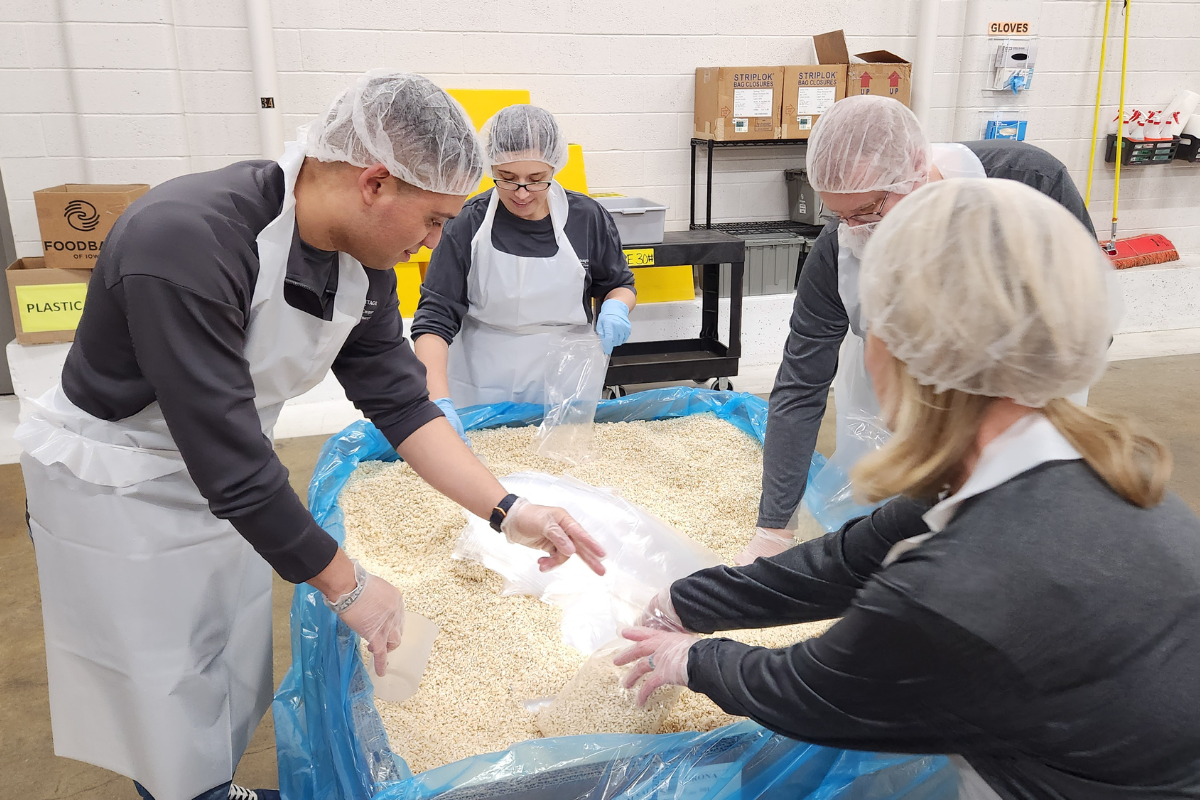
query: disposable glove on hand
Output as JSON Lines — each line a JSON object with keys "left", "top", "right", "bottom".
{"left": 433, "top": 397, "right": 470, "bottom": 447}
{"left": 501, "top": 497, "right": 607, "bottom": 575}
{"left": 595, "top": 299, "right": 632, "bottom": 355}
{"left": 733, "top": 527, "right": 795, "bottom": 566}
{"left": 614, "top": 626, "right": 698, "bottom": 707}
{"left": 331, "top": 560, "right": 406, "bottom": 677}
{"left": 636, "top": 586, "right": 687, "bottom": 632}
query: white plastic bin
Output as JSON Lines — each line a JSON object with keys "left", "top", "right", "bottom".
{"left": 595, "top": 197, "right": 669, "bottom": 245}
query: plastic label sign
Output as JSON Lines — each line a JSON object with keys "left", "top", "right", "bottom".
{"left": 989, "top": 21, "right": 1031, "bottom": 35}
{"left": 624, "top": 248, "right": 655, "bottom": 266}
{"left": 15, "top": 282, "right": 87, "bottom": 332}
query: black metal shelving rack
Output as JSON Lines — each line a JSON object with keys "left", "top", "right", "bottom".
{"left": 689, "top": 137, "right": 822, "bottom": 236}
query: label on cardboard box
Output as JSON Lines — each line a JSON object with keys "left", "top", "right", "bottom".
{"left": 15, "top": 282, "right": 87, "bottom": 332}
{"left": 733, "top": 88, "right": 774, "bottom": 118}
{"left": 796, "top": 86, "right": 837, "bottom": 115}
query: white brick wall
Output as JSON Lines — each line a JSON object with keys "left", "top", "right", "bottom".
{"left": 1, "top": 0, "right": 1198, "bottom": 261}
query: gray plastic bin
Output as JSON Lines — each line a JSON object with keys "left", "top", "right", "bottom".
{"left": 716, "top": 232, "right": 807, "bottom": 298}
{"left": 595, "top": 196, "right": 669, "bottom": 245}
{"left": 784, "top": 168, "right": 824, "bottom": 225}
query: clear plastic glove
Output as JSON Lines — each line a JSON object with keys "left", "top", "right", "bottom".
{"left": 595, "top": 299, "right": 632, "bottom": 355}
{"left": 332, "top": 561, "right": 406, "bottom": 677}
{"left": 733, "top": 527, "right": 795, "bottom": 566}
{"left": 433, "top": 397, "right": 470, "bottom": 447}
{"left": 636, "top": 586, "right": 687, "bottom": 632}
{"left": 614, "top": 626, "right": 698, "bottom": 707}
{"left": 501, "top": 497, "right": 607, "bottom": 575}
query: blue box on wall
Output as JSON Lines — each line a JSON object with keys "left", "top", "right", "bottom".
{"left": 985, "top": 119, "right": 1028, "bottom": 140}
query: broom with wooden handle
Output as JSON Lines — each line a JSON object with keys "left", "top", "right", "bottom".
{"left": 1094, "top": 0, "right": 1180, "bottom": 269}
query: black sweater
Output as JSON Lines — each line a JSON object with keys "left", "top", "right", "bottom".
{"left": 677, "top": 464, "right": 1200, "bottom": 799}
{"left": 62, "top": 160, "right": 441, "bottom": 583}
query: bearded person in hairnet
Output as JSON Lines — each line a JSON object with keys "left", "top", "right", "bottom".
{"left": 17, "top": 71, "right": 605, "bottom": 800}
{"left": 738, "top": 94, "right": 1102, "bottom": 565}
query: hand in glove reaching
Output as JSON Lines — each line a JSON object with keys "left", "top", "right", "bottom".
{"left": 501, "top": 497, "right": 607, "bottom": 575}
{"left": 733, "top": 527, "right": 795, "bottom": 566}
{"left": 327, "top": 560, "right": 406, "bottom": 677}
{"left": 613, "top": 626, "right": 698, "bottom": 707}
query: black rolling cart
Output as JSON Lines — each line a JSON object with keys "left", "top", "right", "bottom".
{"left": 603, "top": 230, "right": 745, "bottom": 395}
{"left": 603, "top": 138, "right": 826, "bottom": 395}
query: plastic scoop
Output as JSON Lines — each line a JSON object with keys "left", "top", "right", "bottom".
{"left": 369, "top": 612, "right": 440, "bottom": 703}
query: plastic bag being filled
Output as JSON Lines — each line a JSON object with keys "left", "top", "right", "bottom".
{"left": 453, "top": 472, "right": 721, "bottom": 654}
{"left": 535, "top": 330, "right": 609, "bottom": 465}
{"left": 535, "top": 638, "right": 683, "bottom": 737}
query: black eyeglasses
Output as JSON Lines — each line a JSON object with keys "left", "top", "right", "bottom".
{"left": 820, "top": 191, "right": 891, "bottom": 225}
{"left": 494, "top": 179, "right": 552, "bottom": 193}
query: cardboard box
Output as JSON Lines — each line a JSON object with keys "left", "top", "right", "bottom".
{"left": 814, "top": 30, "right": 912, "bottom": 107}
{"left": 781, "top": 65, "right": 848, "bottom": 139}
{"left": 34, "top": 183, "right": 149, "bottom": 270}
{"left": 6, "top": 257, "right": 91, "bottom": 345}
{"left": 694, "top": 67, "right": 783, "bottom": 141}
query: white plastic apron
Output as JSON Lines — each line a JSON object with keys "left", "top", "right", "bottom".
{"left": 16, "top": 140, "right": 370, "bottom": 800}
{"left": 446, "top": 181, "right": 589, "bottom": 407}
{"left": 801, "top": 145, "right": 987, "bottom": 532}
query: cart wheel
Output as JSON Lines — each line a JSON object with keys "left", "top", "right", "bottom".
{"left": 602, "top": 385, "right": 628, "bottom": 400}
{"left": 710, "top": 377, "right": 734, "bottom": 392}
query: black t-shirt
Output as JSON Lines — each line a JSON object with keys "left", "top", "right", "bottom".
{"left": 61, "top": 159, "right": 441, "bottom": 583}
{"left": 410, "top": 188, "right": 635, "bottom": 344}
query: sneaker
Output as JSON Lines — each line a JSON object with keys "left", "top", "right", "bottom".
{"left": 228, "top": 786, "right": 281, "bottom": 800}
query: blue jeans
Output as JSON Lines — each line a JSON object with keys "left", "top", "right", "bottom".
{"left": 134, "top": 781, "right": 231, "bottom": 800}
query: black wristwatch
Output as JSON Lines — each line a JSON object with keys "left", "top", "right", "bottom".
{"left": 489, "top": 493, "right": 520, "bottom": 533}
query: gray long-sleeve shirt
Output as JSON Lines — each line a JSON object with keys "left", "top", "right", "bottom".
{"left": 758, "top": 140, "right": 1098, "bottom": 528}
{"left": 61, "top": 159, "right": 441, "bottom": 583}
{"left": 677, "top": 464, "right": 1200, "bottom": 799}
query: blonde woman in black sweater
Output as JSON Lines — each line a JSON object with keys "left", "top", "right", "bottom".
{"left": 616, "top": 179, "right": 1198, "bottom": 800}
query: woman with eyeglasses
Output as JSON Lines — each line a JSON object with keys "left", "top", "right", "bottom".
{"left": 412, "top": 105, "right": 635, "bottom": 435}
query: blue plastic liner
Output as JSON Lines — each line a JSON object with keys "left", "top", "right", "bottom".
{"left": 273, "top": 387, "right": 954, "bottom": 800}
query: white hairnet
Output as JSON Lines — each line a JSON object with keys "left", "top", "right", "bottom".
{"left": 806, "top": 95, "right": 931, "bottom": 195}
{"left": 481, "top": 105, "right": 569, "bottom": 172}
{"left": 304, "top": 70, "right": 484, "bottom": 196}
{"left": 859, "top": 178, "right": 1114, "bottom": 407}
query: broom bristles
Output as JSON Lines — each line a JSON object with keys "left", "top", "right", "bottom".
{"left": 1102, "top": 234, "right": 1181, "bottom": 270}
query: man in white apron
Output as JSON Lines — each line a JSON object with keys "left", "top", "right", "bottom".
{"left": 18, "top": 71, "right": 605, "bottom": 800}
{"left": 411, "top": 105, "right": 635, "bottom": 432}
{"left": 742, "top": 94, "right": 1103, "bottom": 565}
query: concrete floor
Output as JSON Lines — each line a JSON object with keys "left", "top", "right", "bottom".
{"left": 3, "top": 354, "right": 1199, "bottom": 799}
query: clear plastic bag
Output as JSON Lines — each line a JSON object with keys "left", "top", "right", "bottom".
{"left": 452, "top": 471, "right": 721, "bottom": 654}
{"left": 535, "top": 638, "right": 683, "bottom": 738}
{"left": 805, "top": 335, "right": 891, "bottom": 532}
{"left": 535, "top": 329, "right": 609, "bottom": 465}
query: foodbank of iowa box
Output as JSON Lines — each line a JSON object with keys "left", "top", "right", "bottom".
{"left": 34, "top": 183, "right": 148, "bottom": 270}
{"left": 694, "top": 67, "right": 783, "bottom": 141}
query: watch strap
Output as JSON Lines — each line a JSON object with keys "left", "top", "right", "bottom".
{"left": 490, "top": 493, "right": 520, "bottom": 533}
